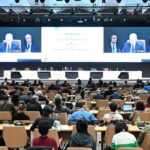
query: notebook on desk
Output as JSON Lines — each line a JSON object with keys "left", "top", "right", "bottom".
{"left": 122, "top": 104, "right": 133, "bottom": 112}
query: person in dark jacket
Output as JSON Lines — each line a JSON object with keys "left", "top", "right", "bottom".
{"left": 30, "top": 105, "right": 54, "bottom": 131}
{"left": 26, "top": 95, "right": 43, "bottom": 115}
{"left": 68, "top": 119, "right": 96, "bottom": 150}
{"left": 12, "top": 100, "right": 30, "bottom": 122}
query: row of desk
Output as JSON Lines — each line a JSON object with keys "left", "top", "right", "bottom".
{"left": 0, "top": 124, "right": 141, "bottom": 132}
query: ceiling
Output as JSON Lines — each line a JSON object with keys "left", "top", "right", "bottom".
{"left": 0, "top": 0, "right": 150, "bottom": 26}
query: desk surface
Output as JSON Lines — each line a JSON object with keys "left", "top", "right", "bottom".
{"left": 90, "top": 110, "right": 132, "bottom": 115}
{"left": 0, "top": 124, "right": 140, "bottom": 132}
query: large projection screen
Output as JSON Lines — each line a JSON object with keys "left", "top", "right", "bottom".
{"left": 0, "top": 27, "right": 149, "bottom": 62}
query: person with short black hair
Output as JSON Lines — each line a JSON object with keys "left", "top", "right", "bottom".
{"left": 111, "top": 120, "right": 139, "bottom": 150}
{"left": 103, "top": 102, "right": 123, "bottom": 123}
{"left": 68, "top": 101, "right": 97, "bottom": 124}
{"left": 129, "top": 101, "right": 145, "bottom": 121}
{"left": 32, "top": 120, "right": 58, "bottom": 150}
{"left": 30, "top": 105, "right": 54, "bottom": 131}
{"left": 68, "top": 119, "right": 96, "bottom": 150}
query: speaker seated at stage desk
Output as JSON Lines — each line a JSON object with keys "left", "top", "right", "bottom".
{"left": 0, "top": 33, "right": 21, "bottom": 52}
{"left": 122, "top": 33, "right": 145, "bottom": 53}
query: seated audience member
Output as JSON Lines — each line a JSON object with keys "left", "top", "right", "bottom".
{"left": 138, "top": 123, "right": 150, "bottom": 145}
{"left": 104, "top": 86, "right": 114, "bottom": 99}
{"left": 144, "top": 82, "right": 150, "bottom": 91}
{"left": 122, "top": 33, "right": 145, "bottom": 53}
{"left": 1, "top": 78, "right": 10, "bottom": 86}
{"left": 12, "top": 100, "right": 30, "bottom": 122}
{"left": 0, "top": 95, "right": 17, "bottom": 116}
{"left": 75, "top": 85, "right": 85, "bottom": 99}
{"left": 30, "top": 105, "right": 54, "bottom": 131}
{"left": 130, "top": 90, "right": 139, "bottom": 101}
{"left": 68, "top": 119, "right": 96, "bottom": 150}
{"left": 19, "top": 91, "right": 33, "bottom": 104}
{"left": 86, "top": 78, "right": 95, "bottom": 88}
{"left": 133, "top": 79, "right": 144, "bottom": 90}
{"left": 103, "top": 102, "right": 123, "bottom": 124}
{"left": 111, "top": 120, "right": 139, "bottom": 150}
{"left": 136, "top": 85, "right": 147, "bottom": 94}
{"left": 54, "top": 94, "right": 73, "bottom": 114}
{"left": 75, "top": 79, "right": 82, "bottom": 86}
{"left": 68, "top": 101, "right": 97, "bottom": 124}
{"left": 26, "top": 95, "right": 43, "bottom": 115}
{"left": 32, "top": 120, "right": 58, "bottom": 150}
{"left": 29, "top": 86, "right": 35, "bottom": 95}
{"left": 47, "top": 83, "right": 58, "bottom": 91}
{"left": 109, "top": 91, "right": 124, "bottom": 101}
{"left": 96, "top": 80, "right": 103, "bottom": 88}
{"left": 32, "top": 80, "right": 38, "bottom": 86}
{"left": 36, "top": 90, "right": 49, "bottom": 105}
{"left": 93, "top": 89, "right": 104, "bottom": 100}
{"left": 129, "top": 101, "right": 145, "bottom": 121}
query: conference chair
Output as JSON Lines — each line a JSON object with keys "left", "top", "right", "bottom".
{"left": 139, "top": 94, "right": 148, "bottom": 101}
{"left": 0, "top": 146, "right": 8, "bottom": 150}
{"left": 72, "top": 125, "right": 96, "bottom": 141}
{"left": 133, "top": 112, "right": 150, "bottom": 122}
{"left": 86, "top": 101, "right": 92, "bottom": 109}
{"left": 3, "top": 126, "right": 28, "bottom": 148}
{"left": 0, "top": 111, "right": 12, "bottom": 124}
{"left": 67, "top": 147, "right": 92, "bottom": 150}
{"left": 118, "top": 148, "right": 143, "bottom": 150}
{"left": 25, "top": 111, "right": 41, "bottom": 121}
{"left": 62, "top": 93, "right": 69, "bottom": 101}
{"left": 111, "top": 99, "right": 125, "bottom": 108}
{"left": 97, "top": 109, "right": 111, "bottom": 120}
{"left": 47, "top": 93, "right": 56, "bottom": 101}
{"left": 96, "top": 100, "right": 109, "bottom": 109}
{"left": 141, "top": 133, "right": 150, "bottom": 150}
{"left": 104, "top": 126, "right": 115, "bottom": 148}
{"left": 53, "top": 112, "right": 68, "bottom": 125}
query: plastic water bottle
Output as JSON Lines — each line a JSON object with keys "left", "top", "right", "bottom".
{"left": 137, "top": 116, "right": 141, "bottom": 127}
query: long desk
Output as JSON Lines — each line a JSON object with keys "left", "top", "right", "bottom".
{"left": 0, "top": 124, "right": 140, "bottom": 132}
{"left": 4, "top": 70, "right": 142, "bottom": 80}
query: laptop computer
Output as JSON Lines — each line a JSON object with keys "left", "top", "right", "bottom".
{"left": 122, "top": 104, "right": 133, "bottom": 112}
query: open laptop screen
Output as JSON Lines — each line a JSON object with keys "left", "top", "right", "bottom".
{"left": 122, "top": 104, "right": 133, "bottom": 111}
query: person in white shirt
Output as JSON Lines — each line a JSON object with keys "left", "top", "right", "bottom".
{"left": 103, "top": 102, "right": 123, "bottom": 124}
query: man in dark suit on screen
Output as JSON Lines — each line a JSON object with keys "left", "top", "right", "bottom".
{"left": 22, "top": 34, "right": 40, "bottom": 53}
{"left": 122, "top": 33, "right": 145, "bottom": 53}
{"left": 0, "top": 33, "right": 20, "bottom": 52}
{"left": 104, "top": 34, "right": 121, "bottom": 53}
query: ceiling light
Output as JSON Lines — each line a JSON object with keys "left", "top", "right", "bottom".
{"left": 90, "top": 0, "right": 95, "bottom": 3}
{"left": 40, "top": 0, "right": 45, "bottom": 3}
{"left": 15, "top": 0, "right": 20, "bottom": 3}
{"left": 116, "top": 0, "right": 121, "bottom": 3}
{"left": 143, "top": 0, "right": 148, "bottom": 2}
{"left": 65, "top": 0, "right": 70, "bottom": 3}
